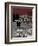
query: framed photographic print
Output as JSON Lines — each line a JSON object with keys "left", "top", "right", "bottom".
{"left": 5, "top": 2, "right": 37, "bottom": 44}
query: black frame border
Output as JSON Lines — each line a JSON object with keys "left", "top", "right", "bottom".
{"left": 5, "top": 2, "right": 37, "bottom": 44}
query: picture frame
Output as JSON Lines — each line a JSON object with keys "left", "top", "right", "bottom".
{"left": 5, "top": 2, "right": 37, "bottom": 44}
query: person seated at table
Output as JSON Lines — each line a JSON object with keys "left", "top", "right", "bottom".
{"left": 13, "top": 14, "right": 19, "bottom": 22}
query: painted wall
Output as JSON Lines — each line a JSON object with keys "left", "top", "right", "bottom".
{"left": 11, "top": 6, "right": 32, "bottom": 15}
